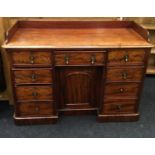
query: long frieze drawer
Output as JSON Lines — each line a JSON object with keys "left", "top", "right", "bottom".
{"left": 18, "top": 102, "right": 55, "bottom": 117}
{"left": 107, "top": 49, "right": 145, "bottom": 65}
{"left": 106, "top": 67, "right": 144, "bottom": 82}
{"left": 104, "top": 83, "right": 140, "bottom": 98}
{"left": 13, "top": 69, "right": 53, "bottom": 84}
{"left": 11, "top": 51, "right": 53, "bottom": 66}
{"left": 55, "top": 51, "right": 105, "bottom": 65}
{"left": 15, "top": 86, "right": 53, "bottom": 101}
{"left": 102, "top": 99, "right": 137, "bottom": 114}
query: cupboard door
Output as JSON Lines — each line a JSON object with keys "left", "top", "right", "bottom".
{"left": 57, "top": 67, "right": 101, "bottom": 109}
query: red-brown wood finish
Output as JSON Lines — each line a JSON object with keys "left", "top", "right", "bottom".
{"left": 13, "top": 69, "right": 53, "bottom": 84}
{"left": 2, "top": 20, "right": 153, "bottom": 125}
{"left": 104, "top": 83, "right": 140, "bottom": 98}
{"left": 11, "top": 50, "right": 53, "bottom": 67}
{"left": 56, "top": 67, "right": 102, "bottom": 110}
{"left": 55, "top": 52, "right": 105, "bottom": 66}
{"left": 18, "top": 101, "right": 55, "bottom": 117}
{"left": 107, "top": 49, "right": 146, "bottom": 65}
{"left": 15, "top": 86, "right": 53, "bottom": 101}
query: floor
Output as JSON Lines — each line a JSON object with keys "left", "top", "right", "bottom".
{"left": 0, "top": 76, "right": 155, "bottom": 138}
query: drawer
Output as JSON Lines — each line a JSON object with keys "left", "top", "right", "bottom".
{"left": 106, "top": 67, "right": 144, "bottom": 82}
{"left": 104, "top": 83, "right": 140, "bottom": 98}
{"left": 15, "top": 86, "right": 53, "bottom": 101}
{"left": 18, "top": 102, "right": 54, "bottom": 116}
{"left": 108, "top": 49, "right": 145, "bottom": 65}
{"left": 103, "top": 99, "right": 137, "bottom": 114}
{"left": 11, "top": 50, "right": 52, "bottom": 66}
{"left": 13, "top": 69, "right": 52, "bottom": 84}
{"left": 55, "top": 51, "right": 105, "bottom": 65}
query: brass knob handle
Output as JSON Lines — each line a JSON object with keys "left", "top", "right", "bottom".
{"left": 91, "top": 55, "right": 96, "bottom": 65}
{"left": 119, "top": 88, "right": 124, "bottom": 93}
{"left": 122, "top": 72, "right": 128, "bottom": 79}
{"left": 35, "top": 106, "right": 40, "bottom": 112}
{"left": 29, "top": 55, "right": 35, "bottom": 64}
{"left": 64, "top": 55, "right": 69, "bottom": 65}
{"left": 119, "top": 88, "right": 127, "bottom": 93}
{"left": 116, "top": 104, "right": 122, "bottom": 111}
{"left": 31, "top": 73, "right": 37, "bottom": 82}
{"left": 123, "top": 54, "right": 129, "bottom": 62}
{"left": 32, "top": 92, "right": 38, "bottom": 97}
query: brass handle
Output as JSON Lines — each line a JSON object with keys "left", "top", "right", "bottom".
{"left": 91, "top": 55, "right": 96, "bottom": 65}
{"left": 119, "top": 88, "right": 124, "bottom": 93}
{"left": 32, "top": 92, "right": 38, "bottom": 97}
{"left": 29, "top": 55, "right": 35, "bottom": 64}
{"left": 123, "top": 54, "right": 129, "bottom": 62}
{"left": 31, "top": 73, "right": 37, "bottom": 82}
{"left": 116, "top": 104, "right": 122, "bottom": 111}
{"left": 35, "top": 106, "right": 40, "bottom": 112}
{"left": 119, "top": 88, "right": 127, "bottom": 93}
{"left": 64, "top": 55, "right": 69, "bottom": 65}
{"left": 122, "top": 72, "right": 128, "bottom": 79}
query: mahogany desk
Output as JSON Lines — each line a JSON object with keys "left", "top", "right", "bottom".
{"left": 2, "top": 20, "right": 153, "bottom": 125}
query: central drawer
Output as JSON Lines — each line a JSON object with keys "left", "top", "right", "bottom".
{"left": 13, "top": 69, "right": 53, "bottom": 84}
{"left": 55, "top": 51, "right": 105, "bottom": 66}
{"left": 15, "top": 86, "right": 53, "bottom": 101}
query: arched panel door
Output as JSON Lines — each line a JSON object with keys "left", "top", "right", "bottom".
{"left": 58, "top": 67, "right": 102, "bottom": 110}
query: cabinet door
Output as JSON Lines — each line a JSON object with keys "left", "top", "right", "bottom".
{"left": 57, "top": 67, "right": 101, "bottom": 109}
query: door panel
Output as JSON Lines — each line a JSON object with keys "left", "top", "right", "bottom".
{"left": 57, "top": 67, "right": 102, "bottom": 110}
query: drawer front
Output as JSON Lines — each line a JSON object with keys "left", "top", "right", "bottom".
{"left": 104, "top": 83, "right": 140, "bottom": 98}
{"left": 13, "top": 69, "right": 52, "bottom": 84}
{"left": 18, "top": 102, "right": 54, "bottom": 116}
{"left": 106, "top": 67, "right": 144, "bottom": 82}
{"left": 12, "top": 51, "right": 52, "bottom": 66}
{"left": 108, "top": 49, "right": 145, "bottom": 65}
{"left": 15, "top": 86, "right": 53, "bottom": 101}
{"left": 55, "top": 52, "right": 105, "bottom": 65}
{"left": 103, "top": 99, "right": 137, "bottom": 114}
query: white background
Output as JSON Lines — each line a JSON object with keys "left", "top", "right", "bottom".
{"left": 0, "top": 0, "right": 155, "bottom": 154}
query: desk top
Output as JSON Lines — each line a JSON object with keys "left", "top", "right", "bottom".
{"left": 2, "top": 20, "right": 153, "bottom": 49}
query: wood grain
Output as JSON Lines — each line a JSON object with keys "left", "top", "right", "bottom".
{"left": 104, "top": 83, "right": 140, "bottom": 98}
{"left": 106, "top": 67, "right": 144, "bottom": 82}
{"left": 2, "top": 21, "right": 152, "bottom": 48}
{"left": 55, "top": 51, "right": 105, "bottom": 66}
{"left": 11, "top": 50, "right": 52, "bottom": 67}
{"left": 56, "top": 67, "right": 102, "bottom": 110}
{"left": 15, "top": 86, "right": 53, "bottom": 101}
{"left": 102, "top": 98, "right": 137, "bottom": 114}
{"left": 108, "top": 49, "right": 146, "bottom": 65}
{"left": 13, "top": 69, "right": 53, "bottom": 84}
{"left": 18, "top": 101, "right": 54, "bottom": 117}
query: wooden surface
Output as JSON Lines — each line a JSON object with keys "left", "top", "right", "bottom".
{"left": 124, "top": 17, "right": 155, "bottom": 74}
{"left": 15, "top": 86, "right": 53, "bottom": 101}
{"left": 104, "top": 83, "right": 140, "bottom": 98}
{"left": 0, "top": 18, "right": 154, "bottom": 105}
{"left": 3, "top": 27, "right": 151, "bottom": 48}
{"left": 55, "top": 51, "right": 105, "bottom": 66}
{"left": 13, "top": 69, "right": 53, "bottom": 84}
{"left": 0, "top": 19, "right": 153, "bottom": 124}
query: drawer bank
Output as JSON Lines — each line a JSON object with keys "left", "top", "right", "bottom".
{"left": 2, "top": 20, "right": 153, "bottom": 125}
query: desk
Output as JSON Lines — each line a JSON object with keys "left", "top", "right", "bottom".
{"left": 2, "top": 20, "right": 153, "bottom": 125}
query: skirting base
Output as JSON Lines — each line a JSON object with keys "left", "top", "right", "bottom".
{"left": 97, "top": 113, "right": 140, "bottom": 122}
{"left": 14, "top": 114, "right": 58, "bottom": 125}
{"left": 59, "top": 108, "right": 97, "bottom": 115}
